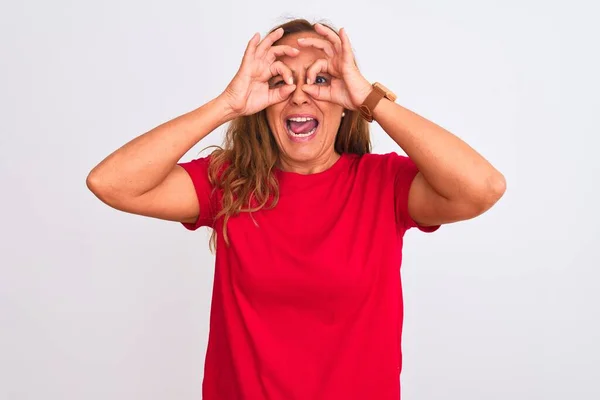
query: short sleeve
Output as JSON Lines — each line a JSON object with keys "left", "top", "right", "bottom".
{"left": 392, "top": 153, "right": 441, "bottom": 234}
{"left": 177, "top": 156, "right": 217, "bottom": 231}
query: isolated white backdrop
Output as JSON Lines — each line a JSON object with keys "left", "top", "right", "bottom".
{"left": 1, "top": 0, "right": 599, "bottom": 399}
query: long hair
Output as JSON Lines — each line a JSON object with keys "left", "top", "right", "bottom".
{"left": 206, "top": 18, "right": 371, "bottom": 251}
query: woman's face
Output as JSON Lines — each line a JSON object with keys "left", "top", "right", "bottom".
{"left": 265, "top": 31, "right": 344, "bottom": 172}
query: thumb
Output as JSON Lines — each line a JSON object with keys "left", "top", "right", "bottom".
{"left": 301, "top": 84, "right": 331, "bottom": 102}
{"left": 268, "top": 84, "right": 296, "bottom": 104}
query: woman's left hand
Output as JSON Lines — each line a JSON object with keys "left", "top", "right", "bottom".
{"left": 297, "top": 24, "right": 373, "bottom": 111}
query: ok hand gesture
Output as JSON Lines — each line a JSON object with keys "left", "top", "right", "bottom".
{"left": 298, "top": 24, "right": 372, "bottom": 111}
{"left": 220, "top": 28, "right": 300, "bottom": 117}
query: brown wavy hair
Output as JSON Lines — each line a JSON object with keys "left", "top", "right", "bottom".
{"left": 206, "top": 18, "right": 371, "bottom": 251}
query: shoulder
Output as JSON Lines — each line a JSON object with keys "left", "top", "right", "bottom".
{"left": 178, "top": 152, "right": 213, "bottom": 170}
{"left": 349, "top": 151, "right": 415, "bottom": 174}
{"left": 178, "top": 150, "right": 232, "bottom": 182}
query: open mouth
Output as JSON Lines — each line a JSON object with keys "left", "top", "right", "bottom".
{"left": 285, "top": 116, "right": 319, "bottom": 139}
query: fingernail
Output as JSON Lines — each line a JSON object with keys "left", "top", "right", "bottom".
{"left": 297, "top": 38, "right": 305, "bottom": 42}
{"left": 287, "top": 77, "right": 293, "bottom": 85}
{"left": 306, "top": 79, "right": 311, "bottom": 85}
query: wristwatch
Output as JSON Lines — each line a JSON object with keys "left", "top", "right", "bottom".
{"left": 358, "top": 82, "right": 397, "bottom": 122}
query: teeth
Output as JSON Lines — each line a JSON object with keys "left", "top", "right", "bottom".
{"left": 287, "top": 126, "right": 317, "bottom": 138}
{"left": 288, "top": 117, "right": 314, "bottom": 122}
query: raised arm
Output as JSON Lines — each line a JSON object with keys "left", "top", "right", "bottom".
{"left": 297, "top": 24, "right": 506, "bottom": 227}
{"left": 373, "top": 99, "right": 506, "bottom": 226}
{"left": 86, "top": 97, "right": 234, "bottom": 224}
{"left": 86, "top": 28, "right": 299, "bottom": 224}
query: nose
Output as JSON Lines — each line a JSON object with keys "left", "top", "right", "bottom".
{"left": 290, "top": 80, "right": 310, "bottom": 105}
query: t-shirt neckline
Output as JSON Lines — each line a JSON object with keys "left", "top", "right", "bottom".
{"left": 275, "top": 153, "right": 352, "bottom": 190}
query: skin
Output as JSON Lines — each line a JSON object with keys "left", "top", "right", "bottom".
{"left": 86, "top": 24, "right": 505, "bottom": 228}
{"left": 264, "top": 32, "right": 345, "bottom": 174}
{"left": 269, "top": 24, "right": 507, "bottom": 226}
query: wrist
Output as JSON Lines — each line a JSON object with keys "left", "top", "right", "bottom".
{"left": 214, "top": 94, "right": 242, "bottom": 123}
{"left": 352, "top": 78, "right": 374, "bottom": 110}
{"left": 371, "top": 96, "right": 394, "bottom": 121}
{"left": 356, "top": 81, "right": 397, "bottom": 123}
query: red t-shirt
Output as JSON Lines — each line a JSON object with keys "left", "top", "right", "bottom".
{"left": 178, "top": 152, "right": 440, "bottom": 400}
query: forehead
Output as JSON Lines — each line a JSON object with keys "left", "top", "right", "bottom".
{"left": 274, "top": 31, "right": 327, "bottom": 71}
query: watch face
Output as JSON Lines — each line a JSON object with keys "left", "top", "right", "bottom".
{"left": 374, "top": 82, "right": 397, "bottom": 101}
{"left": 374, "top": 82, "right": 389, "bottom": 92}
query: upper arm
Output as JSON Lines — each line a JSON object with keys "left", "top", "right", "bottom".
{"left": 407, "top": 171, "right": 478, "bottom": 227}
{"left": 128, "top": 164, "right": 202, "bottom": 224}
{"left": 393, "top": 154, "right": 441, "bottom": 233}
{"left": 94, "top": 157, "right": 216, "bottom": 230}
{"left": 102, "top": 164, "right": 201, "bottom": 224}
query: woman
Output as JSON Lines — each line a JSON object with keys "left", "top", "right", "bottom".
{"left": 87, "top": 18, "right": 505, "bottom": 400}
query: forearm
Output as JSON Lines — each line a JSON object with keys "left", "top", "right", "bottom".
{"left": 373, "top": 99, "right": 505, "bottom": 202}
{"left": 87, "top": 96, "right": 235, "bottom": 198}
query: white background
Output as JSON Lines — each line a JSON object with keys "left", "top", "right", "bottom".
{"left": 1, "top": 0, "right": 599, "bottom": 399}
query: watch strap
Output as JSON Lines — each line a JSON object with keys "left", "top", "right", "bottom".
{"left": 359, "top": 84, "right": 388, "bottom": 123}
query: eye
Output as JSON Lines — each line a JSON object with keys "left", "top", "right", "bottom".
{"left": 269, "top": 79, "right": 285, "bottom": 88}
{"left": 315, "top": 75, "right": 328, "bottom": 85}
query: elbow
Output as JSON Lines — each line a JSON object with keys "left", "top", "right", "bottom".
{"left": 465, "top": 172, "right": 507, "bottom": 217}
{"left": 486, "top": 171, "right": 507, "bottom": 205}
{"left": 491, "top": 171, "right": 507, "bottom": 200}
{"left": 86, "top": 168, "right": 106, "bottom": 197}
{"left": 86, "top": 169, "right": 99, "bottom": 194}
{"left": 483, "top": 171, "right": 507, "bottom": 209}
{"left": 86, "top": 169, "right": 98, "bottom": 192}
{"left": 479, "top": 172, "right": 506, "bottom": 213}
{"left": 86, "top": 168, "right": 120, "bottom": 206}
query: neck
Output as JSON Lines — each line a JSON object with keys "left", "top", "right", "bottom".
{"left": 278, "top": 152, "right": 341, "bottom": 175}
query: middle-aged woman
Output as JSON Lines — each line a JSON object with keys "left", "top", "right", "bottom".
{"left": 87, "top": 18, "right": 506, "bottom": 400}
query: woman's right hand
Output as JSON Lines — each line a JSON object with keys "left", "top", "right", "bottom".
{"left": 219, "top": 28, "right": 299, "bottom": 117}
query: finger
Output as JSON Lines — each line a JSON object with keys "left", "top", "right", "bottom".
{"left": 256, "top": 27, "right": 285, "bottom": 58}
{"left": 242, "top": 32, "right": 260, "bottom": 63}
{"left": 268, "top": 84, "right": 296, "bottom": 105}
{"left": 305, "top": 59, "right": 328, "bottom": 85}
{"left": 296, "top": 37, "right": 335, "bottom": 58}
{"left": 269, "top": 61, "right": 294, "bottom": 85}
{"left": 301, "top": 84, "right": 332, "bottom": 102}
{"left": 339, "top": 28, "right": 355, "bottom": 66}
{"left": 267, "top": 45, "right": 300, "bottom": 62}
{"left": 314, "top": 23, "right": 343, "bottom": 54}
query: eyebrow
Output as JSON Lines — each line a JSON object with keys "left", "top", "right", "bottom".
{"left": 269, "top": 64, "right": 331, "bottom": 80}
